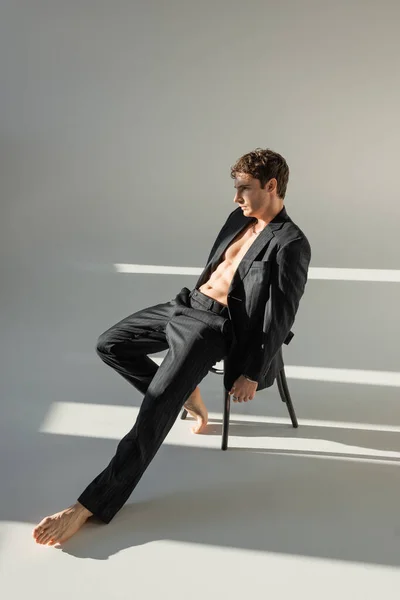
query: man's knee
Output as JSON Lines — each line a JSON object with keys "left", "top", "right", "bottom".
{"left": 96, "top": 331, "right": 114, "bottom": 358}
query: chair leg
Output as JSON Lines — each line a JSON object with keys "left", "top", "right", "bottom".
{"left": 222, "top": 389, "right": 231, "bottom": 450}
{"left": 276, "top": 368, "right": 298, "bottom": 428}
{"left": 181, "top": 408, "right": 188, "bottom": 420}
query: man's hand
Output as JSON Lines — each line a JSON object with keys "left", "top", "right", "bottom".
{"left": 229, "top": 375, "right": 258, "bottom": 403}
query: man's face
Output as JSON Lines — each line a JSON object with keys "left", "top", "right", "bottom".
{"left": 233, "top": 172, "right": 274, "bottom": 217}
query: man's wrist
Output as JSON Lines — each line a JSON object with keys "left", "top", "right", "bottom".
{"left": 242, "top": 374, "right": 258, "bottom": 384}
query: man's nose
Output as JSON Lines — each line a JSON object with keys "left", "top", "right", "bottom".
{"left": 233, "top": 192, "right": 242, "bottom": 203}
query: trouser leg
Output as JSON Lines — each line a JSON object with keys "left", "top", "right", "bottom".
{"left": 95, "top": 299, "right": 174, "bottom": 395}
{"left": 78, "top": 300, "right": 231, "bottom": 523}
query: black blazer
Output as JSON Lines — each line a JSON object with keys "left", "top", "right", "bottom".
{"left": 173, "top": 208, "right": 311, "bottom": 390}
{"left": 173, "top": 206, "right": 311, "bottom": 392}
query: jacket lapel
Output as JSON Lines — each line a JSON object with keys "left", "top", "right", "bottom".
{"left": 208, "top": 209, "right": 248, "bottom": 271}
{"left": 228, "top": 226, "right": 274, "bottom": 294}
{"left": 195, "top": 209, "right": 246, "bottom": 288}
{"left": 196, "top": 206, "right": 288, "bottom": 292}
{"left": 228, "top": 206, "right": 288, "bottom": 294}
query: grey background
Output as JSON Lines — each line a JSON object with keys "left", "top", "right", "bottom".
{"left": 1, "top": 0, "right": 400, "bottom": 567}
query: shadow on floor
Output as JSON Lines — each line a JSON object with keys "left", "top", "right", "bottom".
{"left": 27, "top": 436, "right": 399, "bottom": 567}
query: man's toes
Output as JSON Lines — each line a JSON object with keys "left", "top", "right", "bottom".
{"left": 33, "top": 522, "right": 47, "bottom": 538}
{"left": 33, "top": 531, "right": 40, "bottom": 542}
{"left": 37, "top": 523, "right": 53, "bottom": 543}
{"left": 39, "top": 529, "right": 52, "bottom": 544}
{"left": 36, "top": 531, "right": 48, "bottom": 545}
{"left": 35, "top": 526, "right": 46, "bottom": 538}
{"left": 35, "top": 519, "right": 51, "bottom": 537}
{"left": 42, "top": 529, "right": 56, "bottom": 545}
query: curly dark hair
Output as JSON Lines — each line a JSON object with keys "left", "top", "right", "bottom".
{"left": 230, "top": 148, "right": 289, "bottom": 199}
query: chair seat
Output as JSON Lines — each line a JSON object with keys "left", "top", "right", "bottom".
{"left": 210, "top": 361, "right": 224, "bottom": 375}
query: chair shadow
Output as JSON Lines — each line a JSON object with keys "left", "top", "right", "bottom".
{"left": 202, "top": 417, "right": 400, "bottom": 455}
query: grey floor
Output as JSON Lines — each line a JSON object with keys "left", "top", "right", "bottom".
{"left": 2, "top": 279, "right": 400, "bottom": 599}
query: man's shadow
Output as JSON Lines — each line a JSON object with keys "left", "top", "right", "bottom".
{"left": 57, "top": 427, "right": 400, "bottom": 567}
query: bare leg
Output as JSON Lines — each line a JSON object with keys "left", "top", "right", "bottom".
{"left": 184, "top": 386, "right": 208, "bottom": 434}
{"left": 32, "top": 502, "right": 93, "bottom": 546}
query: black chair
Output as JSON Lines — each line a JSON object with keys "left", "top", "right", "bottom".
{"left": 181, "top": 355, "right": 298, "bottom": 451}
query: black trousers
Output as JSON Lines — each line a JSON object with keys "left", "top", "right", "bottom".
{"left": 77, "top": 287, "right": 233, "bottom": 524}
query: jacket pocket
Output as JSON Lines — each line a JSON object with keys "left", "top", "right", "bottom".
{"left": 249, "top": 260, "right": 271, "bottom": 269}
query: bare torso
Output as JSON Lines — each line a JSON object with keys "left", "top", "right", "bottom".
{"left": 198, "top": 222, "right": 261, "bottom": 305}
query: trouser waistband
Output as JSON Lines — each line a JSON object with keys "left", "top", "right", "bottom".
{"left": 189, "top": 288, "right": 229, "bottom": 317}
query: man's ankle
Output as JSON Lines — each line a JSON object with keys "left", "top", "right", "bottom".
{"left": 75, "top": 502, "right": 93, "bottom": 517}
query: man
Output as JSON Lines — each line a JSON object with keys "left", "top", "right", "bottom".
{"left": 33, "top": 148, "right": 311, "bottom": 545}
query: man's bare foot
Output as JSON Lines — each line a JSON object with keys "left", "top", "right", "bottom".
{"left": 184, "top": 386, "right": 208, "bottom": 434}
{"left": 32, "top": 502, "right": 93, "bottom": 546}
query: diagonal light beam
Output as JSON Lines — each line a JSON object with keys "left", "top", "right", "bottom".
{"left": 114, "top": 264, "right": 400, "bottom": 283}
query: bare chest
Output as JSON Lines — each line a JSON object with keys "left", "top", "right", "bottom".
{"left": 222, "top": 225, "right": 257, "bottom": 267}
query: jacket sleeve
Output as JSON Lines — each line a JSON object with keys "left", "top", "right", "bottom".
{"left": 241, "top": 236, "right": 311, "bottom": 382}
